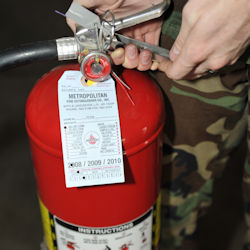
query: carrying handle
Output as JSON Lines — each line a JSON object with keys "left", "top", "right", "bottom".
{"left": 113, "top": 0, "right": 171, "bottom": 31}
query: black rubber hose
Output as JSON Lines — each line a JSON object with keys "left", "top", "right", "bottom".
{"left": 0, "top": 40, "right": 58, "bottom": 72}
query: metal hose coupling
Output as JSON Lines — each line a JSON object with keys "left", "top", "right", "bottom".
{"left": 56, "top": 37, "right": 79, "bottom": 61}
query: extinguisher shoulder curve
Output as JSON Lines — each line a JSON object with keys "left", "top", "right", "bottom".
{"left": 26, "top": 64, "right": 164, "bottom": 229}
{"left": 116, "top": 69, "right": 165, "bottom": 155}
{"left": 25, "top": 65, "right": 165, "bottom": 157}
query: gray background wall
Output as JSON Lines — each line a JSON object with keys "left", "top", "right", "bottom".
{"left": 0, "top": 1, "right": 71, "bottom": 249}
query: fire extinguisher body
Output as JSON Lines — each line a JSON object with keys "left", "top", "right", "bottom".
{"left": 25, "top": 64, "right": 165, "bottom": 249}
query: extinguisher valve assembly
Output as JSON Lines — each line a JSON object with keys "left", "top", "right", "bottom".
{"left": 0, "top": 0, "right": 171, "bottom": 81}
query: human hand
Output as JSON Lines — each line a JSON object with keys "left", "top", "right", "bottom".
{"left": 67, "top": 0, "right": 163, "bottom": 31}
{"left": 67, "top": 0, "right": 163, "bottom": 71}
{"left": 67, "top": 0, "right": 123, "bottom": 31}
{"left": 158, "top": 0, "right": 250, "bottom": 80}
{"left": 111, "top": 19, "right": 163, "bottom": 71}
{"left": 112, "top": 0, "right": 250, "bottom": 80}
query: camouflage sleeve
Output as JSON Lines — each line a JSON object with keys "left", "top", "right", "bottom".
{"left": 243, "top": 66, "right": 250, "bottom": 250}
{"left": 157, "top": 8, "right": 250, "bottom": 248}
{"left": 162, "top": 11, "right": 181, "bottom": 40}
{"left": 156, "top": 61, "right": 249, "bottom": 250}
{"left": 157, "top": 3, "right": 250, "bottom": 248}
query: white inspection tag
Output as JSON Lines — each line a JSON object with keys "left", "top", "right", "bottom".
{"left": 58, "top": 71, "right": 124, "bottom": 188}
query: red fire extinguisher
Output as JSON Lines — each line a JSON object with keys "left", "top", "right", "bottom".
{"left": 25, "top": 64, "right": 165, "bottom": 250}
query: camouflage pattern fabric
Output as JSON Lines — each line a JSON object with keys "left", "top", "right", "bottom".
{"left": 243, "top": 67, "right": 250, "bottom": 250}
{"left": 155, "top": 1, "right": 250, "bottom": 248}
{"left": 155, "top": 30, "right": 250, "bottom": 249}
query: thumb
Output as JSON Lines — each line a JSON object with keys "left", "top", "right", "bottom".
{"left": 66, "top": 18, "right": 76, "bottom": 33}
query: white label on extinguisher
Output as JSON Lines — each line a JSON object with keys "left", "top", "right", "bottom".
{"left": 58, "top": 71, "right": 124, "bottom": 188}
{"left": 54, "top": 209, "right": 153, "bottom": 250}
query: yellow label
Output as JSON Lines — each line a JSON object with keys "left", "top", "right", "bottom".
{"left": 39, "top": 198, "right": 57, "bottom": 250}
{"left": 152, "top": 193, "right": 161, "bottom": 247}
{"left": 39, "top": 193, "right": 161, "bottom": 249}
